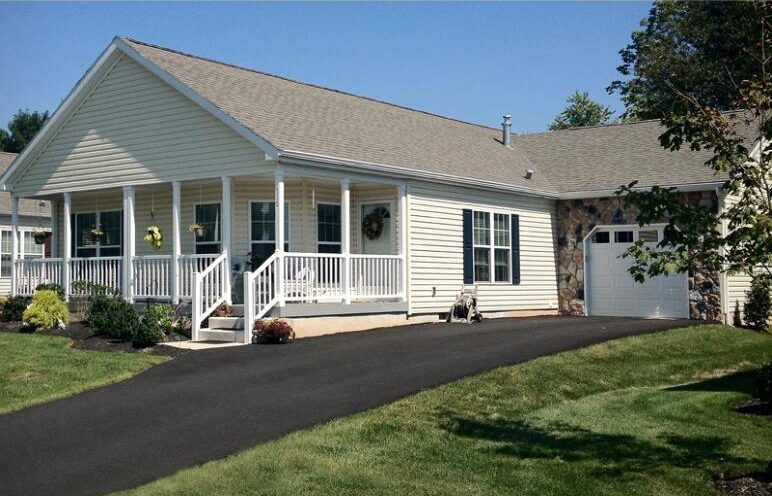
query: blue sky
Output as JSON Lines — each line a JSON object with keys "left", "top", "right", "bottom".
{"left": 0, "top": 2, "right": 651, "bottom": 133}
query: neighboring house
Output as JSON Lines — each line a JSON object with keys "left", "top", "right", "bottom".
{"left": 0, "top": 37, "right": 758, "bottom": 341}
{"left": 0, "top": 152, "right": 51, "bottom": 295}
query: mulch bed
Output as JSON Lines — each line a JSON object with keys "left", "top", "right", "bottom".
{"left": 734, "top": 398, "right": 772, "bottom": 418}
{"left": 0, "top": 320, "right": 189, "bottom": 357}
{"left": 716, "top": 467, "right": 772, "bottom": 496}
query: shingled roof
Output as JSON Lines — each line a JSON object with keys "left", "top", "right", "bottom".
{"left": 513, "top": 120, "right": 729, "bottom": 194}
{"left": 123, "top": 38, "right": 555, "bottom": 194}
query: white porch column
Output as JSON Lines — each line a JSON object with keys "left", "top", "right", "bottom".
{"left": 275, "top": 169, "right": 285, "bottom": 307}
{"left": 221, "top": 176, "right": 232, "bottom": 303}
{"left": 10, "top": 195, "right": 19, "bottom": 296}
{"left": 122, "top": 186, "right": 135, "bottom": 302}
{"left": 398, "top": 183, "right": 408, "bottom": 302}
{"left": 171, "top": 181, "right": 181, "bottom": 304}
{"left": 63, "top": 193, "right": 72, "bottom": 301}
{"left": 341, "top": 178, "right": 351, "bottom": 304}
{"left": 50, "top": 200, "right": 58, "bottom": 258}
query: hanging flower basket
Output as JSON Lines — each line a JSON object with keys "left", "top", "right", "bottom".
{"left": 144, "top": 225, "right": 163, "bottom": 250}
{"left": 188, "top": 223, "right": 205, "bottom": 237}
{"left": 90, "top": 227, "right": 105, "bottom": 243}
{"left": 32, "top": 230, "right": 52, "bottom": 245}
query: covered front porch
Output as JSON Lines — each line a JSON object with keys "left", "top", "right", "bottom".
{"left": 11, "top": 166, "right": 407, "bottom": 340}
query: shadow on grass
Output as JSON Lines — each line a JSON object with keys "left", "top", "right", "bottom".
{"left": 666, "top": 370, "right": 757, "bottom": 395}
{"left": 439, "top": 372, "right": 765, "bottom": 480}
{"left": 442, "top": 415, "right": 746, "bottom": 478}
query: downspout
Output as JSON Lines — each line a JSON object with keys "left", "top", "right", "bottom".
{"left": 717, "top": 186, "right": 730, "bottom": 324}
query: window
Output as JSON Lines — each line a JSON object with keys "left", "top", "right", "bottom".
{"left": 250, "top": 201, "right": 290, "bottom": 267}
{"left": 591, "top": 231, "right": 610, "bottom": 244}
{"left": 472, "top": 210, "right": 511, "bottom": 283}
{"left": 317, "top": 203, "right": 341, "bottom": 254}
{"left": 614, "top": 230, "right": 634, "bottom": 243}
{"left": 638, "top": 230, "right": 659, "bottom": 243}
{"left": 73, "top": 211, "right": 122, "bottom": 257}
{"left": 0, "top": 230, "right": 47, "bottom": 278}
{"left": 194, "top": 203, "right": 221, "bottom": 255}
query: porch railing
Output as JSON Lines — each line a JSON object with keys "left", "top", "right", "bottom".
{"left": 178, "top": 254, "right": 218, "bottom": 299}
{"left": 242, "top": 251, "right": 280, "bottom": 344}
{"left": 284, "top": 252, "right": 345, "bottom": 302}
{"left": 191, "top": 251, "right": 229, "bottom": 341}
{"left": 350, "top": 254, "right": 402, "bottom": 299}
{"left": 13, "top": 258, "right": 63, "bottom": 296}
{"left": 70, "top": 257, "right": 123, "bottom": 296}
{"left": 133, "top": 255, "right": 172, "bottom": 300}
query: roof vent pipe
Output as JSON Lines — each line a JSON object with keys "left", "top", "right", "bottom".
{"left": 502, "top": 115, "right": 512, "bottom": 148}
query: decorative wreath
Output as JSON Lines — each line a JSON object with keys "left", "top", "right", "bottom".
{"left": 362, "top": 212, "right": 384, "bottom": 240}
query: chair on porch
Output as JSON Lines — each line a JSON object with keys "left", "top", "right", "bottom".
{"left": 284, "top": 265, "right": 316, "bottom": 300}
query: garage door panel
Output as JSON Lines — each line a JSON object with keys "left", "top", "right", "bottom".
{"left": 587, "top": 227, "right": 687, "bottom": 319}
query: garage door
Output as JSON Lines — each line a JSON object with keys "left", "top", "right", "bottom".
{"left": 585, "top": 226, "right": 688, "bottom": 318}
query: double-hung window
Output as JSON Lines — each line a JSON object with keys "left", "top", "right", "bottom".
{"left": 317, "top": 203, "right": 341, "bottom": 254}
{"left": 473, "top": 210, "right": 511, "bottom": 283}
{"left": 73, "top": 211, "right": 122, "bottom": 257}
{"left": 194, "top": 203, "right": 221, "bottom": 255}
{"left": 250, "top": 201, "right": 290, "bottom": 267}
{"left": 0, "top": 230, "right": 46, "bottom": 278}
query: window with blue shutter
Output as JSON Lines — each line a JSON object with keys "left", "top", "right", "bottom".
{"left": 511, "top": 214, "right": 521, "bottom": 285}
{"left": 462, "top": 209, "right": 474, "bottom": 284}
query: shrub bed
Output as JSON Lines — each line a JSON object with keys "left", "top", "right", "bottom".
{"left": 22, "top": 290, "right": 69, "bottom": 332}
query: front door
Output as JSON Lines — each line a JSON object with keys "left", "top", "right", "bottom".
{"left": 360, "top": 202, "right": 393, "bottom": 254}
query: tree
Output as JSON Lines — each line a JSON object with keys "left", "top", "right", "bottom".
{"left": 0, "top": 110, "right": 49, "bottom": 153}
{"left": 549, "top": 91, "right": 613, "bottom": 130}
{"left": 612, "top": 2, "right": 772, "bottom": 289}
{"left": 609, "top": 2, "right": 763, "bottom": 120}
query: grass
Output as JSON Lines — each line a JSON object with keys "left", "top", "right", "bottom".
{"left": 119, "top": 325, "right": 772, "bottom": 496}
{"left": 0, "top": 332, "right": 168, "bottom": 414}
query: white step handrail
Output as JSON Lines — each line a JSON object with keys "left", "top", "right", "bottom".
{"left": 192, "top": 250, "right": 229, "bottom": 341}
{"left": 243, "top": 251, "right": 281, "bottom": 344}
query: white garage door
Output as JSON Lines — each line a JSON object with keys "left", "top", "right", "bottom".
{"left": 586, "top": 226, "right": 688, "bottom": 318}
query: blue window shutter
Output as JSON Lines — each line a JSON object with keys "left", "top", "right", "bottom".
{"left": 462, "top": 209, "right": 473, "bottom": 284}
{"left": 511, "top": 214, "right": 521, "bottom": 285}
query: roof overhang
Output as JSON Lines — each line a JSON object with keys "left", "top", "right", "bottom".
{"left": 558, "top": 180, "right": 727, "bottom": 200}
{"left": 277, "top": 149, "right": 561, "bottom": 199}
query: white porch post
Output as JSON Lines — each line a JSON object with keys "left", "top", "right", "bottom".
{"left": 221, "top": 176, "right": 232, "bottom": 303}
{"left": 341, "top": 178, "right": 351, "bottom": 304}
{"left": 398, "top": 183, "right": 408, "bottom": 302}
{"left": 275, "top": 169, "right": 285, "bottom": 307}
{"left": 50, "top": 200, "right": 58, "bottom": 258}
{"left": 10, "top": 195, "right": 19, "bottom": 296}
{"left": 171, "top": 181, "right": 181, "bottom": 304}
{"left": 63, "top": 193, "right": 72, "bottom": 301}
{"left": 122, "top": 186, "right": 135, "bottom": 302}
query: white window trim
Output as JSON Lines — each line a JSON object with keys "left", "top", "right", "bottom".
{"left": 193, "top": 201, "right": 222, "bottom": 254}
{"left": 73, "top": 209, "right": 122, "bottom": 258}
{"left": 316, "top": 201, "right": 342, "bottom": 252}
{"left": 357, "top": 198, "right": 396, "bottom": 254}
{"left": 472, "top": 209, "right": 512, "bottom": 285}
{"left": 0, "top": 228, "right": 46, "bottom": 278}
{"left": 248, "top": 199, "right": 291, "bottom": 253}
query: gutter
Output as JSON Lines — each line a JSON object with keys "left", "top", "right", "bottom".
{"left": 558, "top": 181, "right": 727, "bottom": 200}
{"left": 278, "top": 150, "right": 561, "bottom": 199}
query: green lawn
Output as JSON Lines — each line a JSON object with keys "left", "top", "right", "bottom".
{"left": 0, "top": 332, "right": 167, "bottom": 414}
{"left": 120, "top": 325, "right": 771, "bottom": 496}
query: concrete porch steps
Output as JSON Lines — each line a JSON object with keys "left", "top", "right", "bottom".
{"left": 199, "top": 304, "right": 248, "bottom": 343}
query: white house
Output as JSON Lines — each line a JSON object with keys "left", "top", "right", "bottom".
{"left": 0, "top": 37, "right": 757, "bottom": 341}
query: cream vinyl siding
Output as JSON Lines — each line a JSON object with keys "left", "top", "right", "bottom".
{"left": 52, "top": 178, "right": 399, "bottom": 261}
{"left": 407, "top": 181, "right": 559, "bottom": 315}
{"left": 722, "top": 192, "right": 757, "bottom": 322}
{"left": 13, "top": 54, "right": 267, "bottom": 197}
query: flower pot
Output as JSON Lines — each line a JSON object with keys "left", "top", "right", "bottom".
{"left": 193, "top": 227, "right": 205, "bottom": 237}
{"left": 33, "top": 232, "right": 51, "bottom": 245}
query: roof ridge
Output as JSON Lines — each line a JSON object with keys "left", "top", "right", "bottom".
{"left": 122, "top": 37, "right": 502, "bottom": 134}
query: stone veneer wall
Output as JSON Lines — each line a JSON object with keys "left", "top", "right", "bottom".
{"left": 556, "top": 192, "right": 722, "bottom": 321}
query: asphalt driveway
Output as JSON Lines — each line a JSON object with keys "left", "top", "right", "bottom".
{"left": 0, "top": 316, "right": 694, "bottom": 496}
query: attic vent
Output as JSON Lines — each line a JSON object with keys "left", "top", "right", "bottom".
{"left": 502, "top": 114, "right": 512, "bottom": 148}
